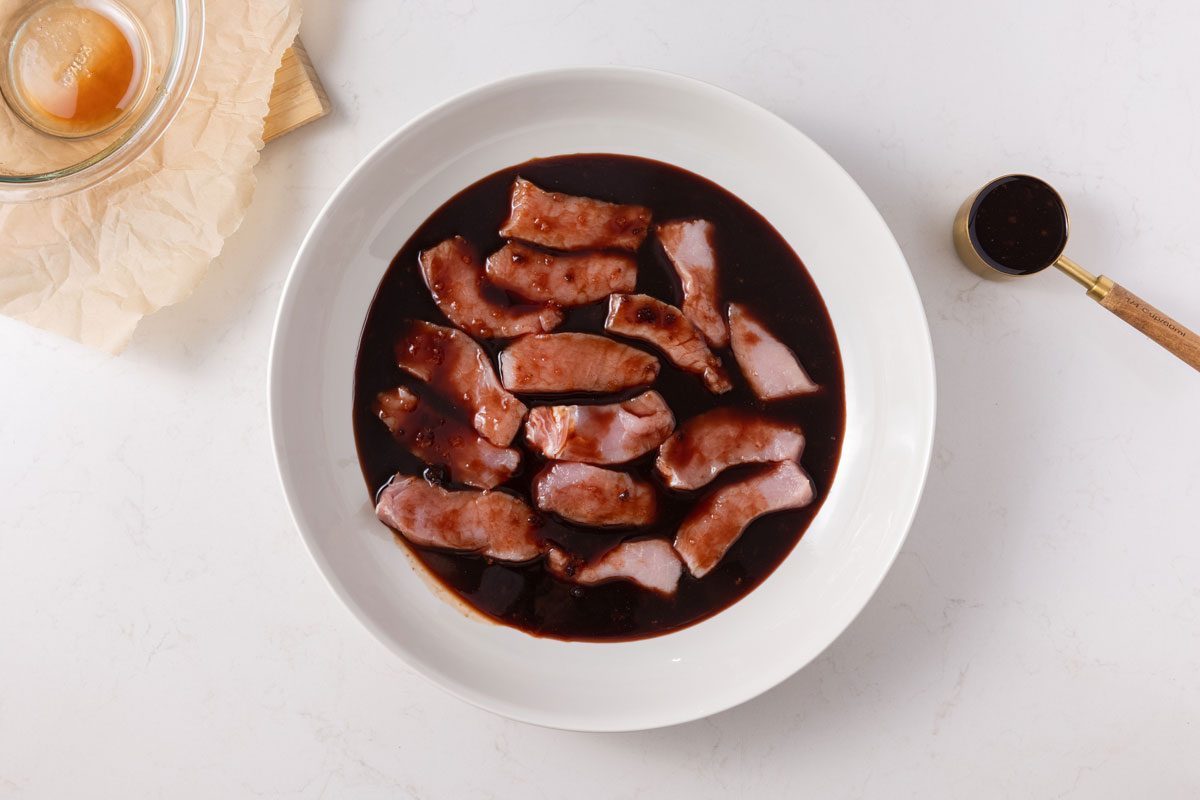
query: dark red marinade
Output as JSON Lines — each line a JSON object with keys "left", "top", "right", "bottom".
{"left": 354, "top": 154, "right": 845, "bottom": 641}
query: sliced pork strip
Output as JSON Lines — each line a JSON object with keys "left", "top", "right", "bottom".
{"left": 375, "top": 475, "right": 542, "bottom": 562}
{"left": 498, "top": 177, "right": 652, "bottom": 251}
{"left": 485, "top": 241, "right": 637, "bottom": 306}
{"left": 524, "top": 390, "right": 675, "bottom": 465}
{"left": 657, "top": 219, "right": 729, "bottom": 347}
{"left": 498, "top": 333, "right": 660, "bottom": 394}
{"left": 655, "top": 408, "right": 805, "bottom": 490}
{"left": 728, "top": 302, "right": 819, "bottom": 399}
{"left": 374, "top": 388, "right": 520, "bottom": 490}
{"left": 604, "top": 293, "right": 732, "bottom": 394}
{"left": 546, "top": 539, "right": 683, "bottom": 596}
{"left": 419, "top": 236, "right": 564, "bottom": 339}
{"left": 394, "top": 319, "right": 527, "bottom": 446}
{"left": 674, "top": 461, "right": 815, "bottom": 578}
{"left": 532, "top": 462, "right": 657, "bottom": 528}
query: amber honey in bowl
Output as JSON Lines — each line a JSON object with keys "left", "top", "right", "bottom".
{"left": 1, "top": 0, "right": 151, "bottom": 139}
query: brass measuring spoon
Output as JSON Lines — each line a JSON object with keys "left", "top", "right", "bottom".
{"left": 953, "top": 174, "right": 1200, "bottom": 371}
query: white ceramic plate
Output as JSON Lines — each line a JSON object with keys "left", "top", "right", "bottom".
{"left": 269, "top": 67, "right": 935, "bottom": 732}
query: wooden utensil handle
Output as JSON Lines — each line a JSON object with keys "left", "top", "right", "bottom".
{"left": 1092, "top": 278, "right": 1200, "bottom": 371}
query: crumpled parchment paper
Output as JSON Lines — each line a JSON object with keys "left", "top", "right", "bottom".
{"left": 0, "top": 0, "right": 302, "bottom": 352}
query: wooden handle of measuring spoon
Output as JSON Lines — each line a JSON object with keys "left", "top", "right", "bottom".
{"left": 1090, "top": 277, "right": 1200, "bottom": 371}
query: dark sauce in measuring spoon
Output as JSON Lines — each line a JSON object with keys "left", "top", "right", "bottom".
{"left": 352, "top": 154, "right": 846, "bottom": 641}
{"left": 969, "top": 175, "right": 1068, "bottom": 275}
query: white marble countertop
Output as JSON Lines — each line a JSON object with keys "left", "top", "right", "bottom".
{"left": 3, "top": 1, "right": 1199, "bottom": 796}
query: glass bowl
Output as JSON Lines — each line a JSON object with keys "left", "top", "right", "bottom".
{"left": 0, "top": 0, "right": 203, "bottom": 202}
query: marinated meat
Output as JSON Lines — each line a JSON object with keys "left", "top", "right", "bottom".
{"left": 546, "top": 539, "right": 683, "bottom": 596}
{"left": 499, "top": 177, "right": 652, "bottom": 251}
{"left": 673, "top": 461, "right": 814, "bottom": 578}
{"left": 524, "top": 390, "right": 675, "bottom": 464}
{"left": 728, "top": 302, "right": 819, "bottom": 399}
{"left": 375, "top": 475, "right": 542, "bottom": 562}
{"left": 655, "top": 408, "right": 804, "bottom": 490}
{"left": 485, "top": 241, "right": 636, "bottom": 306}
{"left": 395, "top": 319, "right": 527, "bottom": 446}
{"left": 374, "top": 388, "right": 521, "bottom": 490}
{"left": 533, "top": 462, "right": 657, "bottom": 527}
{"left": 419, "top": 236, "right": 563, "bottom": 338}
{"left": 604, "top": 293, "right": 732, "bottom": 393}
{"left": 657, "top": 219, "right": 728, "bottom": 347}
{"left": 498, "top": 333, "right": 659, "bottom": 394}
